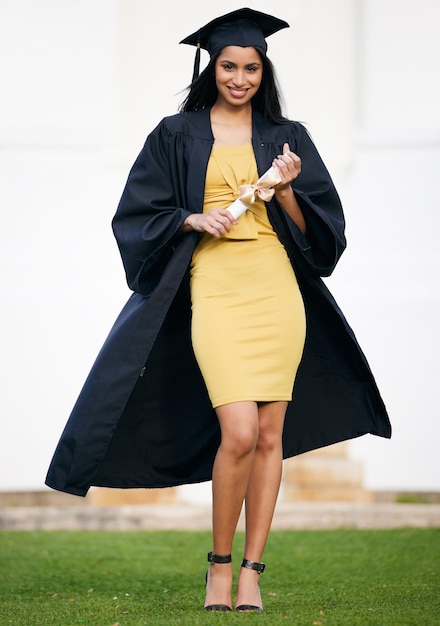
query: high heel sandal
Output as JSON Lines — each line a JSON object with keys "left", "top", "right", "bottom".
{"left": 204, "top": 551, "right": 232, "bottom": 612}
{"left": 236, "top": 558, "right": 265, "bottom": 613}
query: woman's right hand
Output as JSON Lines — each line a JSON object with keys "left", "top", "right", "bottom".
{"left": 183, "top": 208, "right": 238, "bottom": 238}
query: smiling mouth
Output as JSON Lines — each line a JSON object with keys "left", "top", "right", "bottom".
{"left": 227, "top": 87, "right": 249, "bottom": 97}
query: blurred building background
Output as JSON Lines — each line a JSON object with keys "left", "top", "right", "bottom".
{"left": 1, "top": 0, "right": 439, "bottom": 505}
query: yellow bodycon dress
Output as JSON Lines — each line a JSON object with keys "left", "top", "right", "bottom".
{"left": 190, "top": 145, "right": 306, "bottom": 408}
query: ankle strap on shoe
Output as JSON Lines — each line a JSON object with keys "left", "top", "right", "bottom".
{"left": 207, "top": 551, "right": 232, "bottom": 564}
{"left": 241, "top": 558, "right": 265, "bottom": 574}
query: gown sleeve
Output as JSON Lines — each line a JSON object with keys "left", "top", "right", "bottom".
{"left": 280, "top": 122, "right": 347, "bottom": 277}
{"left": 111, "top": 119, "right": 192, "bottom": 295}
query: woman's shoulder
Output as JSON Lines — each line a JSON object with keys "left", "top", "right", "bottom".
{"left": 155, "top": 109, "right": 211, "bottom": 138}
{"left": 253, "top": 112, "right": 309, "bottom": 142}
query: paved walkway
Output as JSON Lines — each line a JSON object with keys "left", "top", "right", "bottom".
{"left": 1, "top": 502, "right": 439, "bottom": 531}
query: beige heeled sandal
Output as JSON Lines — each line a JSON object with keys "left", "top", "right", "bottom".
{"left": 236, "top": 558, "right": 265, "bottom": 612}
{"left": 204, "top": 551, "right": 232, "bottom": 612}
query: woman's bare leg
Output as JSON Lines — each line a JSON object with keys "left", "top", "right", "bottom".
{"left": 235, "top": 401, "right": 288, "bottom": 609}
{"left": 204, "top": 401, "right": 259, "bottom": 609}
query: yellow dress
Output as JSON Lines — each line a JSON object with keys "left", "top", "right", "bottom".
{"left": 190, "top": 145, "right": 306, "bottom": 408}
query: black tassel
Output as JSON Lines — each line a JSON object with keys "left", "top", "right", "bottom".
{"left": 192, "top": 42, "right": 201, "bottom": 83}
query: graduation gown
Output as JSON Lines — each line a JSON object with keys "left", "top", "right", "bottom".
{"left": 45, "top": 108, "right": 391, "bottom": 497}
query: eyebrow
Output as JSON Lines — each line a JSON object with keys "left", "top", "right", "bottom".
{"left": 219, "top": 59, "right": 262, "bottom": 66}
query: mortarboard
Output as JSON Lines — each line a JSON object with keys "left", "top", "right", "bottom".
{"left": 180, "top": 8, "right": 289, "bottom": 83}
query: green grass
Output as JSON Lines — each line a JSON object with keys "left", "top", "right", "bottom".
{"left": 0, "top": 529, "right": 439, "bottom": 625}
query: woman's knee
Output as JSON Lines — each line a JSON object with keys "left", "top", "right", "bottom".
{"left": 216, "top": 402, "right": 259, "bottom": 458}
{"left": 256, "top": 427, "right": 281, "bottom": 454}
{"left": 256, "top": 403, "right": 286, "bottom": 454}
{"left": 221, "top": 425, "right": 258, "bottom": 458}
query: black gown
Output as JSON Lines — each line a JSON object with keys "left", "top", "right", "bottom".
{"left": 45, "top": 108, "right": 391, "bottom": 497}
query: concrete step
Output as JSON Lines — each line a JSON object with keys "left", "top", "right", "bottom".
{"left": 1, "top": 502, "right": 439, "bottom": 531}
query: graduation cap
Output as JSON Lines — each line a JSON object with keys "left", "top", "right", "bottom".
{"left": 180, "top": 8, "right": 289, "bottom": 83}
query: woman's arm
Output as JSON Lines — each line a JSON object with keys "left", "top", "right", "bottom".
{"left": 273, "top": 126, "right": 346, "bottom": 277}
{"left": 273, "top": 143, "right": 306, "bottom": 234}
{"left": 112, "top": 120, "right": 192, "bottom": 294}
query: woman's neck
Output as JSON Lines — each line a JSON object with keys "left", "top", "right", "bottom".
{"left": 210, "top": 103, "right": 253, "bottom": 146}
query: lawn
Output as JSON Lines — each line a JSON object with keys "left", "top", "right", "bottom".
{"left": 0, "top": 529, "right": 439, "bottom": 625}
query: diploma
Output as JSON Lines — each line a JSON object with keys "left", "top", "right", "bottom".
{"left": 227, "top": 166, "right": 282, "bottom": 219}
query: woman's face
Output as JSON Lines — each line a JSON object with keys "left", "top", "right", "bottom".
{"left": 214, "top": 46, "right": 263, "bottom": 107}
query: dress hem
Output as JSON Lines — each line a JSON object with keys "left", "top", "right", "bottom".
{"left": 212, "top": 394, "right": 292, "bottom": 409}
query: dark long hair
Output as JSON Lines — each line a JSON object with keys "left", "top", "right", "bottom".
{"left": 179, "top": 51, "right": 290, "bottom": 124}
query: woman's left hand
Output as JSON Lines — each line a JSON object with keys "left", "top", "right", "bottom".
{"left": 273, "top": 143, "right": 301, "bottom": 191}
{"left": 271, "top": 143, "right": 306, "bottom": 234}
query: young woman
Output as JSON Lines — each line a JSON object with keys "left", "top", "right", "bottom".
{"left": 46, "top": 8, "right": 391, "bottom": 613}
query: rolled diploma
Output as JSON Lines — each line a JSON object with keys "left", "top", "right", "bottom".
{"left": 225, "top": 165, "right": 282, "bottom": 220}
{"left": 228, "top": 198, "right": 250, "bottom": 220}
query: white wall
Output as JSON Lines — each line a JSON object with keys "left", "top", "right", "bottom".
{"left": 0, "top": 0, "right": 127, "bottom": 491}
{"left": 328, "top": 0, "right": 440, "bottom": 491}
{"left": 1, "top": 0, "right": 438, "bottom": 495}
